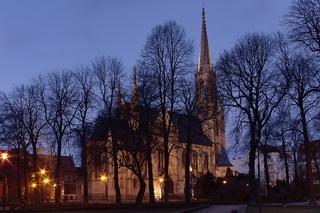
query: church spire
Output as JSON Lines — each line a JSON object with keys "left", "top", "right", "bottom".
{"left": 198, "top": 7, "right": 211, "bottom": 70}
{"left": 195, "top": 7, "right": 218, "bottom": 117}
{"left": 130, "top": 65, "right": 139, "bottom": 129}
{"left": 131, "top": 65, "right": 138, "bottom": 110}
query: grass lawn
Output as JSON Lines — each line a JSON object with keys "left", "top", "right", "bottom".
{"left": 246, "top": 205, "right": 320, "bottom": 213}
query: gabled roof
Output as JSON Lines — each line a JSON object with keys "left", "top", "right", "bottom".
{"left": 216, "top": 148, "right": 233, "bottom": 167}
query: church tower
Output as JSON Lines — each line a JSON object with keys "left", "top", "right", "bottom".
{"left": 195, "top": 8, "right": 218, "bottom": 118}
{"left": 195, "top": 8, "right": 230, "bottom": 175}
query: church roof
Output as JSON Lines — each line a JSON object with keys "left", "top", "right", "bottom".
{"left": 216, "top": 147, "right": 233, "bottom": 167}
{"left": 90, "top": 108, "right": 212, "bottom": 147}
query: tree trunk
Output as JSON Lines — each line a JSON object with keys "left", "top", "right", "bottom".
{"left": 16, "top": 150, "right": 22, "bottom": 203}
{"left": 184, "top": 142, "right": 191, "bottom": 202}
{"left": 184, "top": 116, "right": 192, "bottom": 202}
{"left": 312, "top": 150, "right": 320, "bottom": 181}
{"left": 249, "top": 125, "right": 258, "bottom": 205}
{"left": 146, "top": 130, "right": 155, "bottom": 203}
{"left": 292, "top": 148, "right": 298, "bottom": 183}
{"left": 55, "top": 142, "right": 62, "bottom": 203}
{"left": 281, "top": 132, "right": 290, "bottom": 185}
{"left": 163, "top": 129, "right": 169, "bottom": 203}
{"left": 111, "top": 129, "right": 121, "bottom": 203}
{"left": 23, "top": 149, "right": 29, "bottom": 202}
{"left": 136, "top": 176, "right": 146, "bottom": 204}
{"left": 257, "top": 149, "right": 261, "bottom": 186}
{"left": 32, "top": 144, "right": 40, "bottom": 204}
{"left": 300, "top": 105, "right": 317, "bottom": 205}
{"left": 263, "top": 146, "right": 270, "bottom": 198}
{"left": 81, "top": 135, "right": 89, "bottom": 203}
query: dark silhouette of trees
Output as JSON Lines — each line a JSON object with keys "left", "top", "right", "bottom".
{"left": 284, "top": 0, "right": 320, "bottom": 55}
{"left": 93, "top": 56, "right": 124, "bottom": 203}
{"left": 178, "top": 76, "right": 198, "bottom": 202}
{"left": 140, "top": 21, "right": 193, "bottom": 202}
{"left": 38, "top": 71, "right": 77, "bottom": 203}
{"left": 136, "top": 65, "right": 158, "bottom": 203}
{"left": 216, "top": 33, "right": 288, "bottom": 204}
{"left": 72, "top": 66, "right": 96, "bottom": 204}
{"left": 278, "top": 40, "right": 319, "bottom": 204}
{"left": 0, "top": 90, "right": 31, "bottom": 203}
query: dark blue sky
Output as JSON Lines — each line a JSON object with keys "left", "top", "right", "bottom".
{"left": 0, "top": 0, "right": 292, "bottom": 92}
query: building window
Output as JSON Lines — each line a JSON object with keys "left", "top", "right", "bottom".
{"left": 193, "top": 152, "right": 198, "bottom": 171}
{"left": 204, "top": 154, "right": 208, "bottom": 170}
{"left": 64, "top": 183, "right": 76, "bottom": 194}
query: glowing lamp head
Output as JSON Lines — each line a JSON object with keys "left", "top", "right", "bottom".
{"left": 43, "top": 178, "right": 50, "bottom": 184}
{"left": 53, "top": 183, "right": 57, "bottom": 188}
{"left": 223, "top": 180, "right": 227, "bottom": 185}
{"left": 31, "top": 183, "right": 37, "bottom": 188}
{"left": 100, "top": 175, "right": 107, "bottom": 182}
{"left": 159, "top": 178, "right": 164, "bottom": 183}
{"left": 40, "top": 169, "right": 46, "bottom": 175}
{"left": 1, "top": 153, "right": 8, "bottom": 160}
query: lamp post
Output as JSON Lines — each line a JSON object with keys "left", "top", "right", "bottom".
{"left": 0, "top": 152, "right": 9, "bottom": 205}
{"left": 159, "top": 177, "right": 164, "bottom": 201}
{"left": 100, "top": 175, "right": 108, "bottom": 201}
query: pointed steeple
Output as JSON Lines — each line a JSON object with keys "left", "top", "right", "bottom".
{"left": 130, "top": 65, "right": 139, "bottom": 129}
{"left": 198, "top": 7, "right": 211, "bottom": 70}
{"left": 130, "top": 65, "right": 138, "bottom": 111}
{"left": 116, "top": 81, "right": 125, "bottom": 118}
{"left": 195, "top": 7, "right": 218, "bottom": 117}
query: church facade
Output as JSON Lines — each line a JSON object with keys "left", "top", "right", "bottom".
{"left": 87, "top": 8, "right": 232, "bottom": 201}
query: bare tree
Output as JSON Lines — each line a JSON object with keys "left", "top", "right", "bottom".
{"left": 216, "top": 33, "right": 287, "bottom": 204}
{"left": 0, "top": 90, "right": 31, "bottom": 203}
{"left": 284, "top": 0, "right": 320, "bottom": 55}
{"left": 278, "top": 41, "right": 319, "bottom": 204}
{"left": 72, "top": 66, "right": 96, "bottom": 203}
{"left": 38, "top": 71, "right": 77, "bottom": 203}
{"left": 140, "top": 21, "right": 193, "bottom": 202}
{"left": 93, "top": 56, "right": 124, "bottom": 203}
{"left": 117, "top": 116, "right": 147, "bottom": 204}
{"left": 136, "top": 66, "right": 158, "bottom": 203}
{"left": 177, "top": 75, "right": 199, "bottom": 202}
{"left": 272, "top": 101, "right": 292, "bottom": 185}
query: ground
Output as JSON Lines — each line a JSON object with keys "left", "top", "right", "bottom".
{"left": 51, "top": 208, "right": 185, "bottom": 213}
{"left": 245, "top": 205, "right": 320, "bottom": 213}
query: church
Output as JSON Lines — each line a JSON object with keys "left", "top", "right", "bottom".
{"left": 87, "top": 8, "right": 232, "bottom": 201}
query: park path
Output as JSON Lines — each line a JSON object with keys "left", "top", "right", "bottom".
{"left": 193, "top": 205, "right": 246, "bottom": 213}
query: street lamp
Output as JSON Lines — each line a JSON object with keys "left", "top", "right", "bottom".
{"left": 43, "top": 178, "right": 50, "bottom": 184}
{"left": 1, "top": 153, "right": 8, "bottom": 161}
{"left": 100, "top": 175, "right": 107, "bottom": 182}
{"left": 223, "top": 180, "right": 227, "bottom": 185}
{"left": 159, "top": 177, "right": 164, "bottom": 183}
{"left": 31, "top": 183, "right": 37, "bottom": 189}
{"left": 159, "top": 177, "right": 164, "bottom": 201}
{"left": 100, "top": 174, "right": 108, "bottom": 201}
{"left": 40, "top": 169, "right": 46, "bottom": 175}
